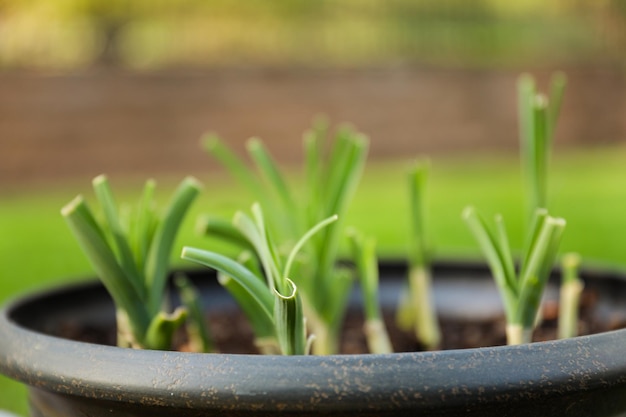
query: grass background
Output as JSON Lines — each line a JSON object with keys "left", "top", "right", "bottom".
{"left": 1, "top": 145, "right": 626, "bottom": 413}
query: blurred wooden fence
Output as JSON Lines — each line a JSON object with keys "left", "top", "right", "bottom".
{"left": 0, "top": 67, "right": 624, "bottom": 185}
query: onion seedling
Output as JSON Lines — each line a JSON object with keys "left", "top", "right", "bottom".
{"left": 182, "top": 203, "right": 337, "bottom": 355}
{"left": 347, "top": 229, "right": 393, "bottom": 354}
{"left": 200, "top": 120, "right": 368, "bottom": 354}
{"left": 463, "top": 207, "right": 566, "bottom": 345}
{"left": 61, "top": 176, "right": 202, "bottom": 350}
{"left": 518, "top": 72, "right": 582, "bottom": 340}
{"left": 396, "top": 160, "right": 441, "bottom": 350}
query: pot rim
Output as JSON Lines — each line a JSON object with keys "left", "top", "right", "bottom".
{"left": 2, "top": 260, "right": 626, "bottom": 412}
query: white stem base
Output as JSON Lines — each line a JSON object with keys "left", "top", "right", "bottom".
{"left": 506, "top": 323, "right": 533, "bottom": 345}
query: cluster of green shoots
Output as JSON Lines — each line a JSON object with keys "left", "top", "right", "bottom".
{"left": 62, "top": 73, "right": 584, "bottom": 354}
{"left": 463, "top": 72, "right": 583, "bottom": 345}
{"left": 186, "top": 120, "right": 381, "bottom": 355}
{"left": 62, "top": 176, "right": 205, "bottom": 350}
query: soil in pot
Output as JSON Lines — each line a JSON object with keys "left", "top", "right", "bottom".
{"left": 48, "top": 261, "right": 626, "bottom": 355}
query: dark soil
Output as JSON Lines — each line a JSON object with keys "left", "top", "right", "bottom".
{"left": 57, "top": 285, "right": 626, "bottom": 354}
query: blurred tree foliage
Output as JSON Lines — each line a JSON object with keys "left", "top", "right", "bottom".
{"left": 0, "top": 0, "right": 623, "bottom": 70}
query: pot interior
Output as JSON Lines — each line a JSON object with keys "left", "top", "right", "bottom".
{"left": 7, "top": 260, "right": 626, "bottom": 352}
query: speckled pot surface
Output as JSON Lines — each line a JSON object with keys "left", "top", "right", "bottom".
{"left": 2, "top": 261, "right": 626, "bottom": 417}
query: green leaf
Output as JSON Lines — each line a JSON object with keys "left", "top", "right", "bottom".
{"left": 130, "top": 179, "right": 157, "bottom": 273}
{"left": 494, "top": 214, "right": 517, "bottom": 293}
{"left": 61, "top": 196, "right": 150, "bottom": 342}
{"left": 145, "top": 176, "right": 201, "bottom": 314}
{"left": 247, "top": 138, "right": 298, "bottom": 226}
{"left": 316, "top": 131, "right": 368, "bottom": 298}
{"left": 323, "top": 130, "right": 369, "bottom": 219}
{"left": 547, "top": 72, "right": 567, "bottom": 140}
{"left": 217, "top": 271, "right": 276, "bottom": 340}
{"left": 462, "top": 206, "right": 517, "bottom": 321}
{"left": 516, "top": 215, "right": 566, "bottom": 328}
{"left": 201, "top": 134, "right": 262, "bottom": 193}
{"left": 273, "top": 278, "right": 307, "bottom": 355}
{"left": 203, "top": 134, "right": 278, "bottom": 221}
{"left": 92, "top": 175, "right": 144, "bottom": 299}
{"left": 181, "top": 246, "right": 274, "bottom": 322}
{"left": 322, "top": 267, "right": 355, "bottom": 328}
{"left": 144, "top": 307, "right": 188, "bottom": 351}
{"left": 283, "top": 214, "right": 338, "bottom": 283}
{"left": 196, "top": 215, "right": 253, "bottom": 252}
{"left": 517, "top": 73, "right": 536, "bottom": 152}
{"left": 520, "top": 208, "right": 549, "bottom": 278}
{"left": 251, "top": 203, "right": 285, "bottom": 277}
{"left": 518, "top": 72, "right": 566, "bottom": 221}
{"left": 347, "top": 229, "right": 380, "bottom": 322}
{"left": 408, "top": 160, "right": 430, "bottom": 268}
{"left": 233, "top": 208, "right": 281, "bottom": 290}
{"left": 303, "top": 124, "right": 325, "bottom": 224}
{"left": 531, "top": 95, "right": 549, "bottom": 210}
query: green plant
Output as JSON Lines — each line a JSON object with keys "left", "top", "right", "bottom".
{"left": 518, "top": 72, "right": 585, "bottom": 340}
{"left": 347, "top": 228, "right": 393, "bottom": 354}
{"left": 405, "top": 160, "right": 441, "bottom": 350}
{"left": 55, "top": 74, "right": 582, "bottom": 361}
{"left": 61, "top": 175, "right": 202, "bottom": 350}
{"left": 199, "top": 120, "right": 368, "bottom": 354}
{"left": 394, "top": 160, "right": 441, "bottom": 350}
{"left": 182, "top": 203, "right": 337, "bottom": 355}
{"left": 463, "top": 207, "right": 566, "bottom": 344}
{"left": 463, "top": 72, "right": 570, "bottom": 345}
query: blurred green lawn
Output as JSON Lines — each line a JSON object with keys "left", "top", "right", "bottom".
{"left": 1, "top": 146, "right": 626, "bottom": 413}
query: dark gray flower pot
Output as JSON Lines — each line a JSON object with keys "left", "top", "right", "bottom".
{"left": 2, "top": 261, "right": 626, "bottom": 417}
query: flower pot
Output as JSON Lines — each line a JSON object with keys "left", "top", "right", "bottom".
{"left": 2, "top": 261, "right": 626, "bottom": 417}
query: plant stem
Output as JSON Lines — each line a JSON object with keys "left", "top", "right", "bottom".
{"left": 558, "top": 253, "right": 583, "bottom": 339}
{"left": 348, "top": 229, "right": 393, "bottom": 354}
{"left": 405, "top": 161, "right": 441, "bottom": 350}
{"left": 408, "top": 265, "right": 440, "bottom": 350}
{"left": 505, "top": 324, "right": 533, "bottom": 346}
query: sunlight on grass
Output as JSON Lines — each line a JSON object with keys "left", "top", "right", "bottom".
{"left": 2, "top": 147, "right": 626, "bottom": 297}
